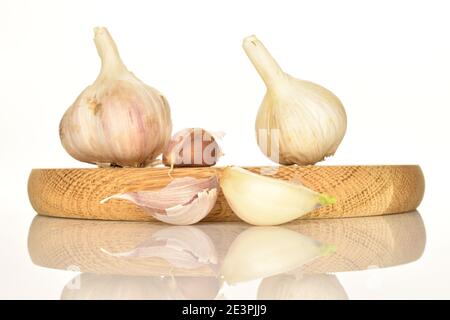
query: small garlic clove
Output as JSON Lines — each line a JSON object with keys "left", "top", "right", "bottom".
{"left": 101, "top": 226, "right": 218, "bottom": 269}
{"left": 220, "top": 167, "right": 336, "bottom": 225}
{"left": 162, "top": 128, "right": 222, "bottom": 167}
{"left": 154, "top": 189, "right": 218, "bottom": 225}
{"left": 101, "top": 176, "right": 219, "bottom": 225}
{"left": 220, "top": 226, "right": 332, "bottom": 284}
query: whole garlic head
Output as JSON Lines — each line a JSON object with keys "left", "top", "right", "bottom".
{"left": 59, "top": 27, "right": 172, "bottom": 167}
{"left": 243, "top": 35, "right": 347, "bottom": 165}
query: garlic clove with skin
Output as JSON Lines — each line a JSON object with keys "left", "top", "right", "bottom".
{"left": 59, "top": 27, "right": 172, "bottom": 167}
{"left": 101, "top": 176, "right": 219, "bottom": 225}
{"left": 220, "top": 167, "right": 335, "bottom": 225}
{"left": 243, "top": 35, "right": 347, "bottom": 165}
{"left": 162, "top": 128, "right": 223, "bottom": 168}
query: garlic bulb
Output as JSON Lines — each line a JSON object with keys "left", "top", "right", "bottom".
{"left": 101, "top": 176, "right": 219, "bottom": 225}
{"left": 59, "top": 27, "right": 172, "bottom": 167}
{"left": 243, "top": 35, "right": 347, "bottom": 165}
{"left": 220, "top": 167, "right": 335, "bottom": 225}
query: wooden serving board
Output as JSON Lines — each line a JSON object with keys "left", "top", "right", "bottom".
{"left": 27, "top": 165, "right": 424, "bottom": 222}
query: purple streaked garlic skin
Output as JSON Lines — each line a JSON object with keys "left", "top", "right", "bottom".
{"left": 162, "top": 128, "right": 222, "bottom": 168}
{"left": 59, "top": 27, "right": 172, "bottom": 167}
{"left": 101, "top": 176, "right": 219, "bottom": 225}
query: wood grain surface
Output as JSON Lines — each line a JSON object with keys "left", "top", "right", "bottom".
{"left": 27, "top": 211, "right": 425, "bottom": 276}
{"left": 27, "top": 165, "right": 425, "bottom": 221}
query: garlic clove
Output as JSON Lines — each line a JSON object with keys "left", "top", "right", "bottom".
{"left": 101, "top": 226, "right": 218, "bottom": 269}
{"left": 220, "top": 226, "right": 332, "bottom": 284}
{"left": 243, "top": 35, "right": 347, "bottom": 165}
{"left": 101, "top": 176, "right": 219, "bottom": 225}
{"left": 220, "top": 167, "right": 335, "bottom": 226}
{"left": 154, "top": 189, "right": 218, "bottom": 225}
{"left": 60, "top": 27, "right": 172, "bottom": 167}
{"left": 162, "top": 128, "right": 222, "bottom": 168}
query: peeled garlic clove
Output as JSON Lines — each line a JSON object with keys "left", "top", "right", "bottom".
{"left": 220, "top": 167, "right": 335, "bottom": 225}
{"left": 220, "top": 226, "right": 331, "bottom": 284}
{"left": 243, "top": 35, "right": 347, "bottom": 165}
{"left": 162, "top": 128, "right": 222, "bottom": 167}
{"left": 59, "top": 27, "right": 172, "bottom": 167}
{"left": 101, "top": 226, "right": 218, "bottom": 269}
{"left": 101, "top": 176, "right": 219, "bottom": 225}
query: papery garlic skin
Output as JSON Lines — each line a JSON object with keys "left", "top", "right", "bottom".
{"left": 220, "top": 167, "right": 335, "bottom": 225}
{"left": 243, "top": 35, "right": 347, "bottom": 165}
{"left": 101, "top": 176, "right": 219, "bottom": 225}
{"left": 59, "top": 27, "right": 172, "bottom": 167}
{"left": 163, "top": 128, "right": 222, "bottom": 167}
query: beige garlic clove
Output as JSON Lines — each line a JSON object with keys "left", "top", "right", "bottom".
{"left": 243, "top": 35, "right": 347, "bottom": 165}
{"left": 220, "top": 226, "right": 332, "bottom": 284}
{"left": 162, "top": 128, "right": 222, "bottom": 168}
{"left": 101, "top": 176, "right": 219, "bottom": 225}
{"left": 220, "top": 167, "right": 336, "bottom": 226}
{"left": 101, "top": 226, "right": 218, "bottom": 269}
{"left": 59, "top": 27, "right": 172, "bottom": 167}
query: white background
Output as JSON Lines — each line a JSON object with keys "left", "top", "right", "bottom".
{"left": 0, "top": 0, "right": 449, "bottom": 299}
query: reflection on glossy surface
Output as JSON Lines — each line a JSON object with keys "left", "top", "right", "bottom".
{"left": 101, "top": 226, "right": 218, "bottom": 270}
{"left": 220, "top": 227, "right": 330, "bottom": 284}
{"left": 257, "top": 273, "right": 348, "bottom": 300}
{"left": 61, "top": 274, "right": 220, "bottom": 300}
{"left": 28, "top": 211, "right": 426, "bottom": 299}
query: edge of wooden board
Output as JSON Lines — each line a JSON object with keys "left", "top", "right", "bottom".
{"left": 27, "top": 165, "right": 425, "bottom": 221}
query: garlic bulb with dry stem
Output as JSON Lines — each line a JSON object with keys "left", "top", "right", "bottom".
{"left": 243, "top": 35, "right": 347, "bottom": 165}
{"left": 59, "top": 27, "right": 172, "bottom": 167}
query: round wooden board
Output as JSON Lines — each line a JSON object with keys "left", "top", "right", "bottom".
{"left": 27, "top": 165, "right": 425, "bottom": 222}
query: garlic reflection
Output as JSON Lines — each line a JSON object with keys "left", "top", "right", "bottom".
{"left": 219, "top": 226, "right": 333, "bottom": 284}
{"left": 101, "top": 176, "right": 219, "bottom": 225}
{"left": 61, "top": 274, "right": 220, "bottom": 300}
{"left": 101, "top": 226, "right": 218, "bottom": 269}
{"left": 257, "top": 273, "right": 348, "bottom": 300}
{"left": 28, "top": 211, "right": 425, "bottom": 278}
